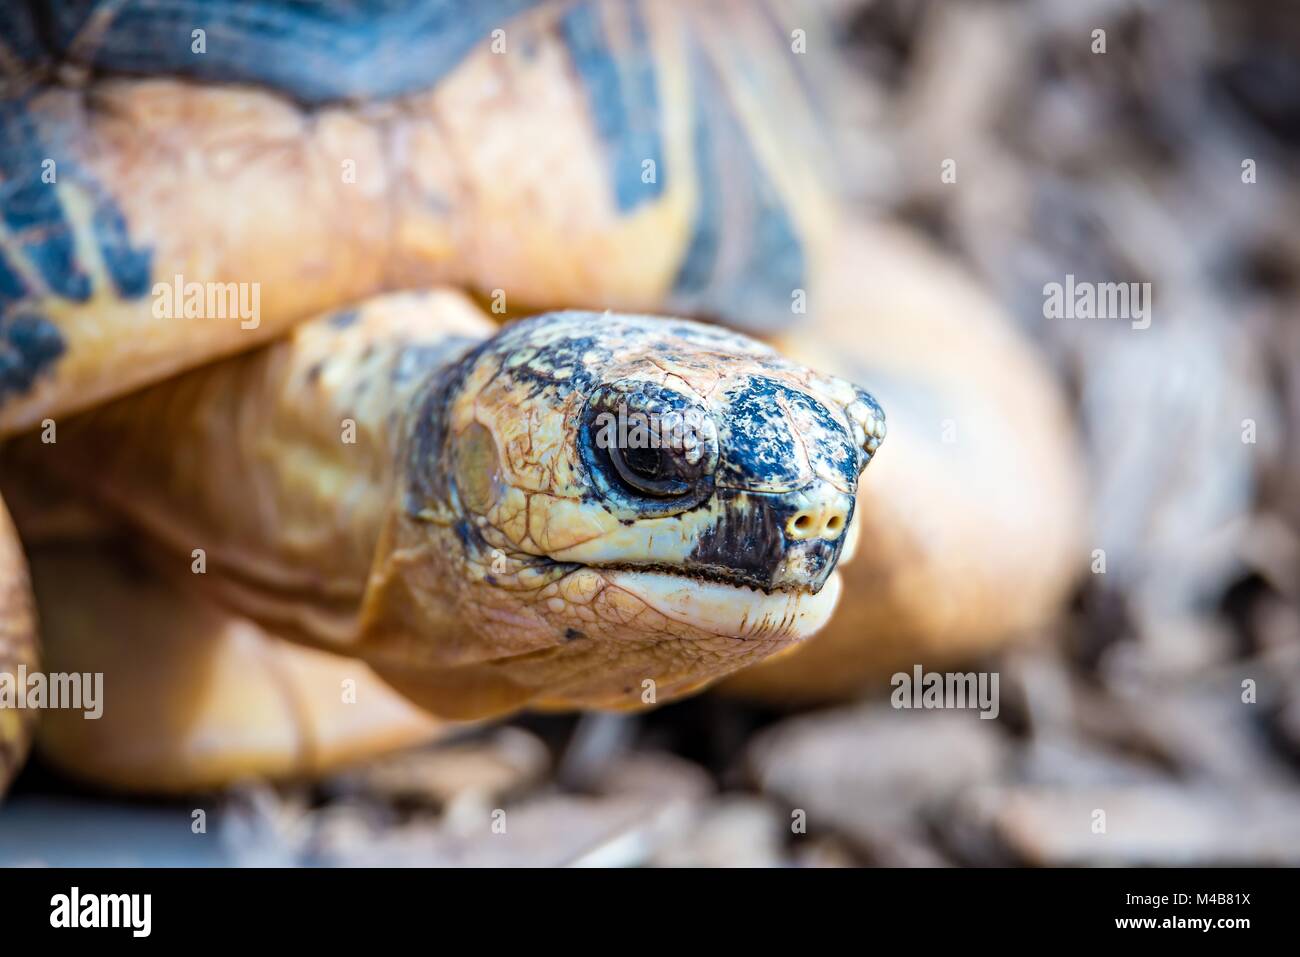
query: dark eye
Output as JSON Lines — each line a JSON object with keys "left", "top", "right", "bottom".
{"left": 581, "top": 380, "right": 719, "bottom": 514}
{"left": 608, "top": 444, "right": 691, "bottom": 498}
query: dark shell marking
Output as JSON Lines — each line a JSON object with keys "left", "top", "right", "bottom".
{"left": 670, "top": 33, "right": 805, "bottom": 328}
{"left": 560, "top": 0, "right": 664, "bottom": 213}
{"left": 0, "top": 98, "right": 152, "bottom": 406}
{"left": 0, "top": 312, "right": 65, "bottom": 403}
{"left": 4, "top": 0, "right": 544, "bottom": 104}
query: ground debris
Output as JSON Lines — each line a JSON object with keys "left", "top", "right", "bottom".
{"left": 747, "top": 705, "right": 1007, "bottom": 864}
{"left": 945, "top": 785, "right": 1300, "bottom": 866}
{"left": 320, "top": 726, "right": 549, "bottom": 810}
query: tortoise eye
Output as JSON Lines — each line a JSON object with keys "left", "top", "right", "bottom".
{"left": 581, "top": 380, "right": 719, "bottom": 515}
{"left": 607, "top": 444, "right": 691, "bottom": 498}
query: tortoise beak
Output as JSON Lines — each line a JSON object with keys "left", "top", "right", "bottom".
{"left": 686, "top": 484, "right": 854, "bottom": 594}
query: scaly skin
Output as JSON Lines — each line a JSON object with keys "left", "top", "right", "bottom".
{"left": 15, "top": 291, "right": 884, "bottom": 719}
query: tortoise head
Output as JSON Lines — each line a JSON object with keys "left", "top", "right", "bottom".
{"left": 372, "top": 312, "right": 884, "bottom": 716}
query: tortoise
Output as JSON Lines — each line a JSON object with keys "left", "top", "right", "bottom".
{"left": 0, "top": 0, "right": 1083, "bottom": 795}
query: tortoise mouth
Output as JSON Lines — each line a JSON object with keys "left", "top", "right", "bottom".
{"left": 561, "top": 508, "right": 861, "bottom": 602}
{"left": 581, "top": 560, "right": 829, "bottom": 596}
{"left": 599, "top": 568, "right": 843, "bottom": 641}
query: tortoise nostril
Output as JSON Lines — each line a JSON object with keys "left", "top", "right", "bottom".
{"left": 787, "top": 506, "right": 847, "bottom": 541}
{"left": 787, "top": 512, "right": 815, "bottom": 539}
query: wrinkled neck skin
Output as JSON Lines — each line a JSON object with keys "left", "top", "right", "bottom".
{"left": 354, "top": 337, "right": 594, "bottom": 718}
